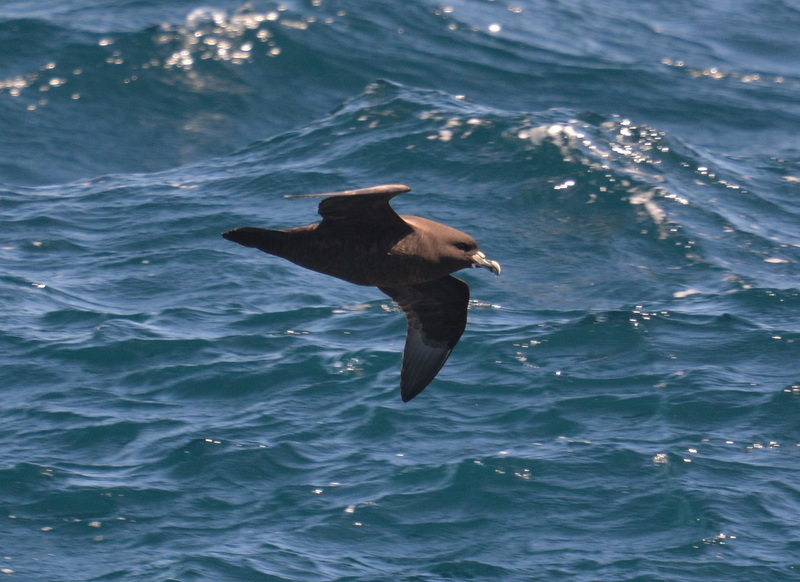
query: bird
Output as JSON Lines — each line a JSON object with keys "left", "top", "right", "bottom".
{"left": 222, "top": 184, "right": 500, "bottom": 402}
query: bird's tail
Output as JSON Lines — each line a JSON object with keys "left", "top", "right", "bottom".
{"left": 222, "top": 227, "right": 287, "bottom": 255}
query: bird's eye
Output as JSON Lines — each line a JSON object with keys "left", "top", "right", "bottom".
{"left": 454, "top": 242, "right": 472, "bottom": 252}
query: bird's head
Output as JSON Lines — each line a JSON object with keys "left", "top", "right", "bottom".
{"left": 401, "top": 216, "right": 501, "bottom": 277}
{"left": 449, "top": 237, "right": 501, "bottom": 276}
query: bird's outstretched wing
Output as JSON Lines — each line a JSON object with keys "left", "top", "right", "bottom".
{"left": 286, "top": 184, "right": 411, "bottom": 227}
{"left": 379, "top": 275, "right": 469, "bottom": 402}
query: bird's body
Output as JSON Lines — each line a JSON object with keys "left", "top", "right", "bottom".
{"left": 226, "top": 215, "right": 477, "bottom": 288}
{"left": 223, "top": 184, "right": 500, "bottom": 402}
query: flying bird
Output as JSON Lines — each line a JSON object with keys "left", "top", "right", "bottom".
{"left": 222, "top": 184, "right": 500, "bottom": 402}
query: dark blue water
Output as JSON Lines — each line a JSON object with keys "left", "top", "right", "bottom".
{"left": 2, "top": 1, "right": 799, "bottom": 580}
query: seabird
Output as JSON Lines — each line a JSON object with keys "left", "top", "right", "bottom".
{"left": 222, "top": 184, "right": 500, "bottom": 402}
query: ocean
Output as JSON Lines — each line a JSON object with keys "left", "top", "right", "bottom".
{"left": 1, "top": 1, "right": 799, "bottom": 580}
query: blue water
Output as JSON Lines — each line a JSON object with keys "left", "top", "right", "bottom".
{"left": 2, "top": 1, "right": 799, "bottom": 580}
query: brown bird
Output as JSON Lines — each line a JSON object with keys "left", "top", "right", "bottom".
{"left": 222, "top": 184, "right": 500, "bottom": 402}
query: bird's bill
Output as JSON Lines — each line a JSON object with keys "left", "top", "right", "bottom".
{"left": 470, "top": 251, "right": 501, "bottom": 275}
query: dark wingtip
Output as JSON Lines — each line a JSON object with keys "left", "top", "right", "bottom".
{"left": 400, "top": 383, "right": 427, "bottom": 403}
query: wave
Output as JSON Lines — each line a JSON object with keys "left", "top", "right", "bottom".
{"left": 4, "top": 1, "right": 797, "bottom": 187}
{"left": 3, "top": 76, "right": 796, "bottom": 335}
{"left": 2, "top": 4, "right": 800, "bottom": 582}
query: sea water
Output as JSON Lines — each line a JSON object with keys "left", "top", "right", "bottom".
{"left": 1, "top": 1, "right": 799, "bottom": 580}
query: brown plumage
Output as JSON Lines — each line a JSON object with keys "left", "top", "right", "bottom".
{"left": 222, "top": 184, "right": 500, "bottom": 402}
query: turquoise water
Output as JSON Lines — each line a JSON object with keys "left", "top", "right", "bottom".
{"left": 1, "top": 1, "right": 799, "bottom": 580}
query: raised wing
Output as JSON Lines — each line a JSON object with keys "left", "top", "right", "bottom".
{"left": 286, "top": 184, "right": 411, "bottom": 226}
{"left": 379, "top": 275, "right": 470, "bottom": 402}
